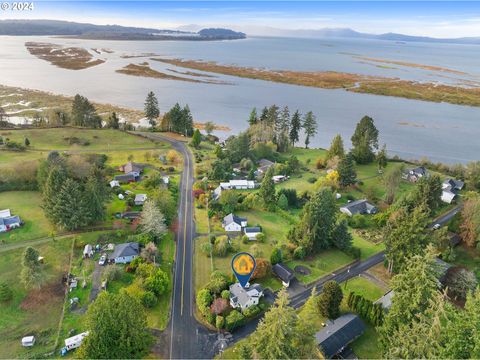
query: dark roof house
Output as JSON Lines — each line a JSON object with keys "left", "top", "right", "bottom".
{"left": 272, "top": 263, "right": 295, "bottom": 287}
{"left": 111, "top": 242, "right": 140, "bottom": 264}
{"left": 403, "top": 166, "right": 428, "bottom": 182}
{"left": 340, "top": 199, "right": 377, "bottom": 216}
{"left": 315, "top": 313, "right": 366, "bottom": 359}
{"left": 114, "top": 174, "right": 136, "bottom": 183}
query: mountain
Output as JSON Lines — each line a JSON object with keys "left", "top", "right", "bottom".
{"left": 274, "top": 27, "right": 480, "bottom": 45}
{"left": 0, "top": 19, "right": 246, "bottom": 40}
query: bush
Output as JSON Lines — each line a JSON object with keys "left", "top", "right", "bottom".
{"left": 201, "top": 242, "right": 213, "bottom": 256}
{"left": 221, "top": 290, "right": 230, "bottom": 300}
{"left": 103, "top": 265, "right": 122, "bottom": 282}
{"left": 316, "top": 158, "right": 325, "bottom": 169}
{"left": 344, "top": 246, "right": 361, "bottom": 259}
{"left": 213, "top": 236, "right": 230, "bottom": 257}
{"left": 225, "top": 310, "right": 245, "bottom": 331}
{"left": 0, "top": 282, "right": 13, "bottom": 302}
{"left": 255, "top": 233, "right": 266, "bottom": 243}
{"left": 216, "top": 315, "right": 225, "bottom": 329}
{"left": 307, "top": 177, "right": 317, "bottom": 184}
{"left": 270, "top": 247, "right": 283, "bottom": 265}
{"left": 293, "top": 246, "right": 306, "bottom": 259}
{"left": 242, "top": 235, "right": 249, "bottom": 244}
{"left": 243, "top": 304, "right": 261, "bottom": 318}
{"left": 142, "top": 291, "right": 158, "bottom": 308}
{"left": 197, "top": 288, "right": 213, "bottom": 314}
{"left": 349, "top": 214, "right": 367, "bottom": 229}
{"left": 346, "top": 194, "right": 355, "bottom": 201}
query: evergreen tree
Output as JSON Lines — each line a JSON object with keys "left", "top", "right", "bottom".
{"left": 377, "top": 144, "right": 388, "bottom": 171}
{"left": 318, "top": 281, "right": 343, "bottom": 319}
{"left": 140, "top": 200, "right": 167, "bottom": 240}
{"left": 326, "top": 134, "right": 345, "bottom": 160}
{"left": 239, "top": 344, "right": 253, "bottom": 359}
{"left": 78, "top": 292, "right": 152, "bottom": 359}
{"left": 332, "top": 219, "right": 352, "bottom": 251}
{"left": 85, "top": 170, "right": 108, "bottom": 223}
{"left": 54, "top": 178, "right": 89, "bottom": 230}
{"left": 384, "top": 205, "right": 430, "bottom": 273}
{"left": 20, "top": 247, "right": 44, "bottom": 289}
{"left": 42, "top": 165, "right": 68, "bottom": 223}
{"left": 259, "top": 106, "right": 269, "bottom": 122}
{"left": 289, "top": 110, "right": 301, "bottom": 146}
{"left": 337, "top": 153, "right": 356, "bottom": 187}
{"left": 248, "top": 108, "right": 258, "bottom": 126}
{"left": 24, "top": 137, "right": 30, "bottom": 146}
{"left": 276, "top": 106, "right": 291, "bottom": 152}
{"left": 0, "top": 282, "right": 12, "bottom": 302}
{"left": 182, "top": 105, "right": 194, "bottom": 136}
{"left": 107, "top": 112, "right": 120, "bottom": 129}
{"left": 270, "top": 247, "right": 283, "bottom": 265}
{"left": 277, "top": 193, "right": 289, "bottom": 210}
{"left": 302, "top": 111, "right": 317, "bottom": 148}
{"left": 351, "top": 115, "right": 379, "bottom": 164}
{"left": 71, "top": 94, "right": 102, "bottom": 128}
{"left": 259, "top": 167, "right": 276, "bottom": 209}
{"left": 144, "top": 91, "right": 160, "bottom": 128}
{"left": 191, "top": 129, "right": 202, "bottom": 148}
{"left": 265, "top": 104, "right": 279, "bottom": 127}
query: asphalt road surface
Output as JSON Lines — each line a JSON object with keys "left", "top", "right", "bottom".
{"left": 429, "top": 206, "right": 461, "bottom": 228}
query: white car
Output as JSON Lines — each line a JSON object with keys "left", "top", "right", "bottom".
{"left": 98, "top": 255, "right": 107, "bottom": 266}
{"left": 432, "top": 223, "right": 441, "bottom": 230}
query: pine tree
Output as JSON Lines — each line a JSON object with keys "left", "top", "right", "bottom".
{"left": 144, "top": 91, "right": 160, "bottom": 128}
{"left": 42, "top": 165, "right": 68, "bottom": 223}
{"left": 326, "top": 134, "right": 345, "bottom": 160}
{"left": 54, "top": 178, "right": 89, "bottom": 230}
{"left": 71, "top": 94, "right": 102, "bottom": 128}
{"left": 85, "top": 170, "right": 108, "bottom": 224}
{"left": 351, "top": 115, "right": 379, "bottom": 164}
{"left": 259, "top": 167, "right": 276, "bottom": 209}
{"left": 248, "top": 108, "right": 258, "bottom": 126}
{"left": 302, "top": 111, "right": 317, "bottom": 148}
{"left": 337, "top": 153, "right": 356, "bottom": 187}
{"left": 276, "top": 106, "right": 291, "bottom": 152}
{"left": 140, "top": 200, "right": 167, "bottom": 239}
{"left": 259, "top": 106, "right": 269, "bottom": 122}
{"left": 182, "top": 105, "right": 194, "bottom": 136}
{"left": 191, "top": 129, "right": 202, "bottom": 148}
{"left": 318, "top": 280, "right": 343, "bottom": 319}
{"left": 332, "top": 219, "right": 352, "bottom": 251}
{"left": 289, "top": 110, "right": 301, "bottom": 146}
{"left": 20, "top": 247, "right": 44, "bottom": 289}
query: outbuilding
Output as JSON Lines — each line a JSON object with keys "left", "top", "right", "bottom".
{"left": 64, "top": 331, "right": 89, "bottom": 351}
{"left": 272, "top": 263, "right": 295, "bottom": 287}
{"left": 21, "top": 336, "right": 36, "bottom": 347}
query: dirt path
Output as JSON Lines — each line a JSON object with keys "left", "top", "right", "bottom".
{"left": 89, "top": 261, "right": 104, "bottom": 303}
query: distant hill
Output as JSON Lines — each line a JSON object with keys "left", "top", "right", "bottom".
{"left": 0, "top": 19, "right": 246, "bottom": 40}
{"left": 275, "top": 27, "right": 480, "bottom": 45}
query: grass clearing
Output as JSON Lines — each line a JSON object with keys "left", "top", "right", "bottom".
{"left": 352, "top": 232, "right": 385, "bottom": 260}
{"left": 342, "top": 276, "right": 386, "bottom": 301}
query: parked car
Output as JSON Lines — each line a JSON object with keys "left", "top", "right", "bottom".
{"left": 432, "top": 223, "right": 441, "bottom": 230}
{"left": 98, "top": 255, "right": 107, "bottom": 266}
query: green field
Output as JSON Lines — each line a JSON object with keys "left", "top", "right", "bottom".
{"left": 342, "top": 276, "right": 386, "bottom": 301}
{"left": 0, "top": 238, "right": 74, "bottom": 358}
{"left": 0, "top": 191, "right": 54, "bottom": 244}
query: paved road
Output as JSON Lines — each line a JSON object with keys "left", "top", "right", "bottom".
{"left": 429, "top": 206, "right": 461, "bottom": 229}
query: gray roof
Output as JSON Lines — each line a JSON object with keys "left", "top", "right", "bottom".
{"left": 245, "top": 227, "right": 261, "bottom": 233}
{"left": 340, "top": 199, "right": 377, "bottom": 215}
{"left": 111, "top": 242, "right": 139, "bottom": 259}
{"left": 444, "top": 178, "right": 464, "bottom": 190}
{"left": 374, "top": 290, "right": 394, "bottom": 310}
{"left": 315, "top": 314, "right": 366, "bottom": 358}
{"left": 272, "top": 263, "right": 294, "bottom": 283}
{"left": 114, "top": 174, "right": 136, "bottom": 182}
{"left": 229, "top": 283, "right": 263, "bottom": 308}
{"left": 223, "top": 213, "right": 247, "bottom": 226}
{"left": 411, "top": 166, "right": 428, "bottom": 176}
{"left": 258, "top": 158, "right": 274, "bottom": 167}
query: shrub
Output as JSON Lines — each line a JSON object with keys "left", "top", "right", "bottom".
{"left": 213, "top": 236, "right": 230, "bottom": 257}
{"left": 255, "top": 233, "right": 266, "bottom": 243}
{"left": 225, "top": 310, "right": 245, "bottom": 331}
{"left": 0, "top": 282, "right": 13, "bottom": 302}
{"left": 349, "top": 214, "right": 367, "bottom": 229}
{"left": 242, "top": 235, "right": 249, "bottom": 244}
{"left": 316, "top": 158, "right": 325, "bottom": 169}
{"left": 206, "top": 271, "right": 229, "bottom": 294}
{"left": 221, "top": 290, "right": 230, "bottom": 300}
{"left": 270, "top": 247, "right": 283, "bottom": 265}
{"left": 243, "top": 304, "right": 261, "bottom": 318}
{"left": 201, "top": 242, "right": 212, "bottom": 257}
{"left": 142, "top": 291, "right": 158, "bottom": 308}
{"left": 293, "top": 246, "right": 306, "bottom": 259}
{"left": 216, "top": 315, "right": 225, "bottom": 329}
{"left": 197, "top": 288, "right": 213, "bottom": 313}
{"left": 307, "top": 177, "right": 317, "bottom": 184}
{"left": 210, "top": 297, "right": 229, "bottom": 315}
{"left": 103, "top": 265, "right": 122, "bottom": 282}
{"left": 344, "top": 246, "right": 361, "bottom": 259}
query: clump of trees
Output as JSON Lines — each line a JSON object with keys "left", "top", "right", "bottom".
{"left": 160, "top": 103, "right": 194, "bottom": 136}
{"left": 346, "top": 291, "right": 384, "bottom": 326}
{"left": 317, "top": 280, "right": 343, "bottom": 319}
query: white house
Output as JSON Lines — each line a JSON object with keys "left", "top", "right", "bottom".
{"left": 441, "top": 178, "right": 465, "bottom": 204}
{"left": 213, "top": 180, "right": 257, "bottom": 199}
{"left": 21, "top": 336, "right": 36, "bottom": 347}
{"left": 229, "top": 283, "right": 264, "bottom": 311}
{"left": 134, "top": 194, "right": 147, "bottom": 206}
{"left": 244, "top": 227, "right": 262, "bottom": 240}
{"left": 112, "top": 242, "right": 140, "bottom": 264}
{"left": 109, "top": 180, "right": 120, "bottom": 188}
{"left": 223, "top": 213, "right": 247, "bottom": 232}
{"left": 64, "top": 331, "right": 89, "bottom": 351}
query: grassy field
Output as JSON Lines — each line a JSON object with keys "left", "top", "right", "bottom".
{"left": 0, "top": 191, "right": 54, "bottom": 244}
{"left": 1, "top": 128, "right": 162, "bottom": 151}
{"left": 342, "top": 276, "right": 386, "bottom": 301}
{"left": 0, "top": 238, "right": 73, "bottom": 358}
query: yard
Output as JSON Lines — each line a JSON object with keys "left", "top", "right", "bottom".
{"left": 453, "top": 245, "right": 480, "bottom": 281}
{"left": 0, "top": 238, "right": 74, "bottom": 358}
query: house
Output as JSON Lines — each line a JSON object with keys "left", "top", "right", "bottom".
{"left": 374, "top": 290, "right": 394, "bottom": 311}
{"left": 0, "top": 209, "right": 21, "bottom": 233}
{"left": 223, "top": 213, "right": 247, "bottom": 232}
{"left": 64, "top": 331, "right": 89, "bottom": 351}
{"left": 109, "top": 180, "right": 120, "bottom": 188}
{"left": 244, "top": 227, "right": 262, "bottom": 240}
{"left": 315, "top": 313, "right": 366, "bottom": 359}
{"left": 213, "top": 180, "right": 257, "bottom": 199}
{"left": 257, "top": 159, "right": 274, "bottom": 174}
{"left": 340, "top": 199, "right": 378, "bottom": 217}
{"left": 83, "top": 244, "right": 94, "bottom": 258}
{"left": 120, "top": 161, "right": 144, "bottom": 175}
{"left": 272, "top": 175, "right": 287, "bottom": 183}
{"left": 441, "top": 178, "right": 464, "bottom": 204}
{"left": 229, "top": 283, "right": 264, "bottom": 311}
{"left": 111, "top": 242, "right": 139, "bottom": 264}
{"left": 403, "top": 166, "right": 428, "bottom": 182}
{"left": 21, "top": 336, "right": 35, "bottom": 347}
{"left": 272, "top": 263, "right": 295, "bottom": 287}
{"left": 114, "top": 174, "right": 136, "bottom": 184}
{"left": 134, "top": 194, "right": 147, "bottom": 206}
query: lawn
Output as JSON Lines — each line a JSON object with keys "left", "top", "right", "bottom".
{"left": 352, "top": 232, "right": 385, "bottom": 260}
{"left": 454, "top": 245, "right": 480, "bottom": 281}
{"left": 342, "top": 276, "right": 386, "bottom": 301}
{"left": 0, "top": 191, "right": 54, "bottom": 244}
{"left": 0, "top": 238, "right": 74, "bottom": 358}
{"left": 1, "top": 128, "right": 162, "bottom": 151}
{"left": 237, "top": 210, "right": 292, "bottom": 245}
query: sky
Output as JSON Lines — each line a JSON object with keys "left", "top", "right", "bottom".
{"left": 3, "top": 1, "right": 480, "bottom": 38}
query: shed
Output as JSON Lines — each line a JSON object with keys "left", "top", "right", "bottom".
{"left": 109, "top": 180, "right": 120, "bottom": 188}
{"left": 272, "top": 263, "right": 295, "bottom": 287}
{"left": 83, "top": 244, "right": 93, "bottom": 258}
{"left": 244, "top": 227, "right": 262, "bottom": 240}
{"left": 64, "top": 331, "right": 89, "bottom": 351}
{"left": 21, "top": 336, "right": 36, "bottom": 347}
{"left": 315, "top": 314, "right": 366, "bottom": 359}
{"left": 134, "top": 194, "right": 147, "bottom": 206}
